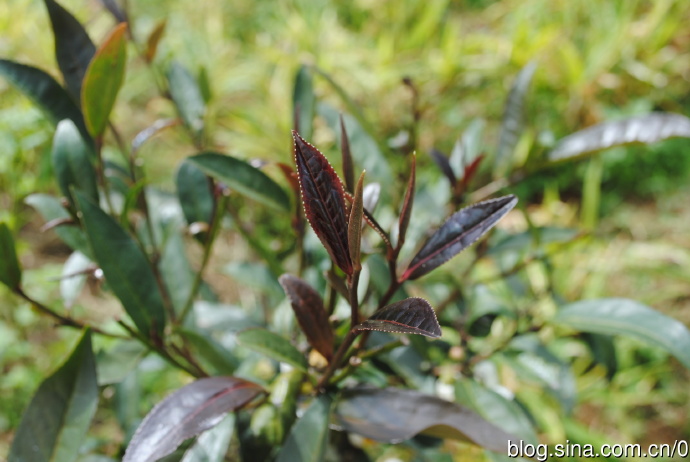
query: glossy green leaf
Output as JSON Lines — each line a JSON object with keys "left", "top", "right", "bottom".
{"left": 181, "top": 414, "right": 234, "bottom": 462}
{"left": 0, "top": 59, "right": 90, "bottom": 141}
{"left": 188, "top": 152, "right": 289, "bottom": 211}
{"left": 167, "top": 61, "right": 206, "bottom": 136}
{"left": 552, "top": 298, "right": 690, "bottom": 370}
{"left": 159, "top": 229, "right": 195, "bottom": 313}
{"left": 236, "top": 328, "right": 308, "bottom": 372}
{"left": 348, "top": 171, "right": 365, "bottom": 271}
{"left": 354, "top": 298, "right": 441, "bottom": 338}
{"left": 52, "top": 119, "right": 99, "bottom": 205}
{"left": 96, "top": 340, "right": 147, "bottom": 386}
{"left": 549, "top": 112, "right": 690, "bottom": 162}
{"left": 82, "top": 22, "right": 128, "bottom": 137}
{"left": 334, "top": 387, "right": 515, "bottom": 452}
{"left": 293, "top": 64, "right": 315, "bottom": 140}
{"left": 74, "top": 191, "right": 166, "bottom": 336}
{"left": 124, "top": 377, "right": 264, "bottom": 462}
{"left": 0, "top": 222, "right": 22, "bottom": 290}
{"left": 176, "top": 160, "right": 214, "bottom": 239}
{"left": 25, "top": 193, "right": 91, "bottom": 257}
{"left": 276, "top": 395, "right": 332, "bottom": 462}
{"left": 44, "top": 0, "right": 96, "bottom": 103}
{"left": 9, "top": 330, "right": 98, "bottom": 462}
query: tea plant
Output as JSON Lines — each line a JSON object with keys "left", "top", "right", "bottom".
{"left": 2, "top": 1, "right": 690, "bottom": 461}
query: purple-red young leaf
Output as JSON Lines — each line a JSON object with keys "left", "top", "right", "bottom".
{"left": 293, "top": 131, "right": 353, "bottom": 275}
{"left": 430, "top": 148, "right": 457, "bottom": 186}
{"left": 397, "top": 154, "right": 416, "bottom": 247}
{"left": 123, "top": 377, "right": 263, "bottom": 462}
{"left": 354, "top": 298, "right": 441, "bottom": 338}
{"left": 401, "top": 194, "right": 518, "bottom": 281}
{"left": 345, "top": 191, "right": 391, "bottom": 249}
{"left": 340, "top": 114, "right": 355, "bottom": 192}
{"left": 279, "top": 274, "right": 334, "bottom": 362}
{"left": 462, "top": 154, "right": 484, "bottom": 187}
{"left": 348, "top": 171, "right": 365, "bottom": 271}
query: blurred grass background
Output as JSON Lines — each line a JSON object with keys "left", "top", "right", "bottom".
{"left": 1, "top": 0, "right": 690, "bottom": 459}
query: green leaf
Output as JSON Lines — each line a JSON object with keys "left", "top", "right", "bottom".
{"left": 236, "top": 328, "right": 308, "bottom": 372}
{"left": 293, "top": 64, "right": 315, "bottom": 140}
{"left": 25, "top": 193, "right": 92, "bottom": 258}
{"left": 74, "top": 191, "right": 166, "bottom": 336}
{"left": 0, "top": 59, "right": 90, "bottom": 141}
{"left": 82, "top": 22, "right": 128, "bottom": 137}
{"left": 9, "top": 330, "right": 98, "bottom": 462}
{"left": 276, "top": 395, "right": 332, "bottom": 462}
{"left": 44, "top": 0, "right": 96, "bottom": 103}
{"left": 52, "top": 119, "right": 99, "bottom": 205}
{"left": 159, "top": 229, "right": 195, "bottom": 314}
{"left": 167, "top": 61, "right": 206, "bottom": 136}
{"left": 187, "top": 152, "right": 289, "bottom": 212}
{"left": 0, "top": 222, "right": 22, "bottom": 290}
{"left": 176, "top": 160, "right": 214, "bottom": 235}
{"left": 180, "top": 328, "right": 238, "bottom": 375}
{"left": 96, "top": 340, "right": 147, "bottom": 385}
{"left": 552, "top": 298, "right": 690, "bottom": 370}
{"left": 180, "top": 414, "right": 234, "bottom": 462}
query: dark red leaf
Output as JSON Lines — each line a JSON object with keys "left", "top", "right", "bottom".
{"left": 123, "top": 377, "right": 263, "bottom": 462}
{"left": 354, "top": 298, "right": 441, "bottom": 338}
{"left": 340, "top": 114, "right": 355, "bottom": 192}
{"left": 430, "top": 148, "right": 457, "bottom": 186}
{"left": 276, "top": 162, "right": 300, "bottom": 194}
{"left": 462, "top": 153, "right": 484, "bottom": 187}
{"left": 335, "top": 387, "right": 516, "bottom": 452}
{"left": 401, "top": 194, "right": 517, "bottom": 281}
{"left": 279, "top": 274, "right": 334, "bottom": 362}
{"left": 397, "top": 154, "right": 416, "bottom": 247}
{"left": 293, "top": 131, "right": 353, "bottom": 275}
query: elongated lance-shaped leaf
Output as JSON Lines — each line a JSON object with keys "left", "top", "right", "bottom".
{"left": 495, "top": 61, "right": 537, "bottom": 177}
{"left": 44, "top": 0, "right": 96, "bottom": 103}
{"left": 340, "top": 114, "right": 356, "bottom": 192}
{"left": 293, "top": 64, "right": 315, "bottom": 140}
{"left": 99, "top": 0, "right": 128, "bottom": 22}
{"left": 236, "top": 328, "right": 309, "bottom": 372}
{"left": 82, "top": 22, "right": 128, "bottom": 137}
{"left": 0, "top": 59, "right": 90, "bottom": 141}
{"left": 397, "top": 153, "right": 416, "bottom": 248}
{"left": 132, "top": 118, "right": 180, "bottom": 154}
{"left": 52, "top": 119, "right": 99, "bottom": 206}
{"left": 276, "top": 395, "right": 332, "bottom": 462}
{"left": 335, "top": 387, "right": 516, "bottom": 452}
{"left": 123, "top": 377, "right": 264, "bottom": 462}
{"left": 402, "top": 194, "right": 518, "bottom": 281}
{"left": 0, "top": 222, "right": 22, "bottom": 291}
{"left": 167, "top": 60, "right": 206, "bottom": 136}
{"left": 344, "top": 190, "right": 391, "bottom": 249}
{"left": 348, "top": 171, "right": 366, "bottom": 271}
{"left": 293, "top": 131, "right": 353, "bottom": 275}
{"left": 74, "top": 191, "right": 166, "bottom": 336}
{"left": 145, "top": 19, "right": 167, "bottom": 63}
{"left": 355, "top": 298, "right": 441, "bottom": 338}
{"left": 10, "top": 330, "right": 98, "bottom": 462}
{"left": 549, "top": 112, "right": 690, "bottom": 162}
{"left": 430, "top": 148, "right": 457, "bottom": 186}
{"left": 176, "top": 160, "right": 214, "bottom": 240}
{"left": 279, "top": 274, "right": 334, "bottom": 362}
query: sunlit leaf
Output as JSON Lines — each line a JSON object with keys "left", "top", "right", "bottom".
{"left": 397, "top": 154, "right": 416, "bottom": 247}
{"left": 10, "top": 330, "right": 98, "bottom": 462}
{"left": 25, "top": 193, "right": 91, "bottom": 257}
{"left": 0, "top": 222, "right": 22, "bottom": 291}
{"left": 292, "top": 131, "right": 353, "bottom": 275}
{"left": 552, "top": 298, "right": 690, "bottom": 370}
{"left": 82, "top": 22, "right": 128, "bottom": 137}
{"left": 354, "top": 298, "right": 441, "bottom": 338}
{"left": 123, "top": 377, "right": 263, "bottom": 462}
{"left": 293, "top": 64, "right": 315, "bottom": 140}
{"left": 0, "top": 59, "right": 90, "bottom": 141}
{"left": 334, "top": 387, "right": 515, "bottom": 452}
{"left": 52, "top": 119, "right": 99, "bottom": 206}
{"left": 549, "top": 112, "right": 690, "bottom": 162}
{"left": 402, "top": 195, "right": 517, "bottom": 281}
{"left": 44, "top": 0, "right": 96, "bottom": 103}
{"left": 188, "top": 152, "right": 289, "bottom": 212}
{"left": 276, "top": 396, "right": 332, "bottom": 462}
{"left": 60, "top": 250, "right": 91, "bottom": 308}
{"left": 279, "top": 274, "right": 334, "bottom": 362}
{"left": 362, "top": 182, "right": 380, "bottom": 213}
{"left": 348, "top": 171, "right": 365, "bottom": 271}
{"left": 74, "top": 191, "right": 166, "bottom": 337}
{"left": 340, "top": 114, "right": 355, "bottom": 192}
{"left": 145, "top": 19, "right": 167, "bottom": 63}
{"left": 236, "top": 328, "right": 309, "bottom": 372}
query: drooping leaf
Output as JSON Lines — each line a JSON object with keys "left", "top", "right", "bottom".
{"left": 25, "top": 193, "right": 91, "bottom": 257}
{"left": 430, "top": 148, "right": 456, "bottom": 186}
{"left": 276, "top": 395, "right": 332, "bottom": 462}
{"left": 82, "top": 22, "right": 128, "bottom": 137}
{"left": 293, "top": 64, "right": 315, "bottom": 141}
{"left": 549, "top": 112, "right": 690, "bottom": 162}
{"left": 167, "top": 60, "right": 206, "bottom": 136}
{"left": 354, "top": 298, "right": 441, "bottom": 338}
{"left": 180, "top": 414, "right": 235, "bottom": 462}
{"left": 0, "top": 59, "right": 90, "bottom": 141}
{"left": 348, "top": 171, "right": 366, "bottom": 271}
{"left": 397, "top": 154, "right": 416, "bottom": 247}
{"left": 334, "top": 387, "right": 516, "bottom": 452}
{"left": 74, "top": 191, "right": 166, "bottom": 337}
{"left": 176, "top": 160, "right": 214, "bottom": 240}
{"left": 145, "top": 19, "right": 167, "bottom": 63}
{"left": 340, "top": 114, "right": 355, "bottom": 192}
{"left": 52, "top": 119, "right": 99, "bottom": 205}
{"left": 60, "top": 250, "right": 92, "bottom": 308}
{"left": 0, "top": 222, "right": 22, "bottom": 291}
{"left": 10, "top": 330, "right": 98, "bottom": 462}
{"left": 44, "top": 0, "right": 96, "bottom": 103}
{"left": 187, "top": 152, "right": 289, "bottom": 212}
{"left": 495, "top": 61, "right": 537, "bottom": 177}
{"left": 123, "top": 377, "right": 264, "bottom": 462}
{"left": 552, "top": 298, "right": 690, "bottom": 370}
{"left": 292, "top": 131, "right": 353, "bottom": 275}
{"left": 236, "top": 328, "right": 309, "bottom": 372}
{"left": 401, "top": 195, "right": 518, "bottom": 281}
{"left": 278, "top": 274, "right": 334, "bottom": 362}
